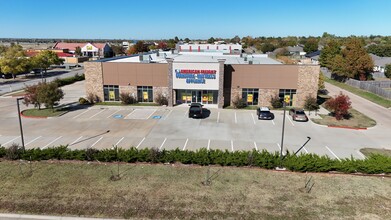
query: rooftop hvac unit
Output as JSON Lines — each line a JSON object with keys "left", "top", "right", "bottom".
{"left": 139, "top": 54, "right": 143, "bottom": 61}
{"left": 249, "top": 60, "right": 253, "bottom": 65}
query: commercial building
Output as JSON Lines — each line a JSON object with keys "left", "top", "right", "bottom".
{"left": 176, "top": 43, "right": 242, "bottom": 54}
{"left": 85, "top": 50, "right": 319, "bottom": 108}
{"left": 53, "top": 42, "right": 113, "bottom": 58}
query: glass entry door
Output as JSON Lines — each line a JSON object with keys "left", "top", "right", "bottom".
{"left": 192, "top": 90, "right": 201, "bottom": 103}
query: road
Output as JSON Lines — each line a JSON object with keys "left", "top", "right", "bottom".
{"left": 0, "top": 67, "right": 84, "bottom": 95}
{"left": 325, "top": 82, "right": 391, "bottom": 148}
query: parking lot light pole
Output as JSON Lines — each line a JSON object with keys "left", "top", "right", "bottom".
{"left": 16, "top": 97, "right": 25, "bottom": 152}
{"left": 279, "top": 102, "right": 286, "bottom": 166}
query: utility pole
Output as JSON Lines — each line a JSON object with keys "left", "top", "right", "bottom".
{"left": 16, "top": 97, "right": 25, "bottom": 152}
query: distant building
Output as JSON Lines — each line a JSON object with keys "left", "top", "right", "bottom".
{"left": 176, "top": 43, "right": 242, "bottom": 55}
{"left": 370, "top": 53, "right": 391, "bottom": 73}
{"left": 53, "top": 42, "right": 113, "bottom": 58}
{"left": 287, "top": 45, "right": 306, "bottom": 58}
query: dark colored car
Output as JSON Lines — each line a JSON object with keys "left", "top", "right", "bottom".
{"left": 256, "top": 107, "right": 274, "bottom": 120}
{"left": 189, "top": 103, "right": 203, "bottom": 118}
{"left": 289, "top": 109, "right": 308, "bottom": 122}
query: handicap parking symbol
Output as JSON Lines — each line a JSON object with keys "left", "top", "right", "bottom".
{"left": 152, "top": 115, "right": 162, "bottom": 119}
{"left": 113, "top": 114, "right": 123, "bottom": 119}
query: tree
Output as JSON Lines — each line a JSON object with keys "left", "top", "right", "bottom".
{"left": 366, "top": 44, "right": 391, "bottom": 57}
{"left": 23, "top": 84, "right": 41, "bottom": 109}
{"left": 111, "top": 45, "right": 125, "bottom": 56}
{"left": 385, "top": 64, "right": 391, "bottom": 79}
{"left": 184, "top": 38, "right": 190, "bottom": 43}
{"left": 0, "top": 45, "right": 8, "bottom": 55}
{"left": 303, "top": 38, "right": 319, "bottom": 53}
{"left": 207, "top": 37, "right": 215, "bottom": 44}
{"left": 325, "top": 92, "right": 351, "bottom": 120}
{"left": 341, "top": 37, "right": 374, "bottom": 80}
{"left": 36, "top": 82, "right": 64, "bottom": 109}
{"left": 174, "top": 36, "right": 179, "bottom": 43}
{"left": 230, "top": 35, "right": 241, "bottom": 44}
{"left": 157, "top": 42, "right": 168, "bottom": 50}
{"left": 31, "top": 50, "right": 63, "bottom": 75}
{"left": 0, "top": 44, "right": 30, "bottom": 79}
{"left": 127, "top": 46, "right": 138, "bottom": 54}
{"left": 319, "top": 39, "right": 341, "bottom": 68}
{"left": 75, "top": 46, "right": 82, "bottom": 56}
{"left": 260, "top": 43, "right": 276, "bottom": 53}
{"left": 304, "top": 96, "right": 319, "bottom": 112}
{"left": 318, "top": 72, "right": 325, "bottom": 91}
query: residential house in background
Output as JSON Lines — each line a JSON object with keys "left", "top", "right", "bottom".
{"left": 53, "top": 42, "right": 113, "bottom": 58}
{"left": 370, "top": 53, "right": 391, "bottom": 77}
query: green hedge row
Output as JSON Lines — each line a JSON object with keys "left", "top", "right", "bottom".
{"left": 0, "top": 146, "right": 390, "bottom": 174}
{"left": 54, "top": 73, "right": 85, "bottom": 87}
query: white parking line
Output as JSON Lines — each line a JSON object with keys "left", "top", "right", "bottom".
{"left": 302, "top": 146, "right": 309, "bottom": 154}
{"left": 234, "top": 112, "right": 237, "bottom": 124}
{"left": 276, "top": 143, "right": 281, "bottom": 151}
{"left": 25, "top": 136, "right": 42, "bottom": 146}
{"left": 3, "top": 136, "right": 20, "bottom": 145}
{"left": 272, "top": 120, "right": 275, "bottom": 125}
{"left": 125, "top": 109, "right": 136, "bottom": 118}
{"left": 73, "top": 109, "right": 91, "bottom": 119}
{"left": 183, "top": 138, "right": 189, "bottom": 150}
{"left": 159, "top": 138, "right": 167, "bottom": 150}
{"left": 357, "top": 150, "right": 367, "bottom": 160}
{"left": 70, "top": 136, "right": 83, "bottom": 145}
{"left": 42, "top": 136, "right": 62, "bottom": 149}
{"left": 231, "top": 140, "right": 234, "bottom": 152}
{"left": 90, "top": 137, "right": 103, "bottom": 148}
{"left": 107, "top": 109, "right": 121, "bottom": 118}
{"left": 136, "top": 137, "right": 145, "bottom": 149}
{"left": 325, "top": 146, "right": 341, "bottom": 161}
{"left": 253, "top": 141, "right": 258, "bottom": 151}
{"left": 164, "top": 110, "right": 173, "bottom": 120}
{"left": 251, "top": 113, "right": 256, "bottom": 125}
{"left": 286, "top": 113, "right": 295, "bottom": 126}
{"left": 207, "top": 139, "right": 210, "bottom": 150}
{"left": 184, "top": 110, "right": 188, "bottom": 117}
{"left": 145, "top": 109, "right": 157, "bottom": 119}
{"left": 115, "top": 137, "right": 125, "bottom": 146}
{"left": 217, "top": 112, "right": 220, "bottom": 123}
{"left": 89, "top": 109, "right": 106, "bottom": 119}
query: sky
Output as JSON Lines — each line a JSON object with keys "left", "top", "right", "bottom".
{"left": 0, "top": 0, "right": 390, "bottom": 40}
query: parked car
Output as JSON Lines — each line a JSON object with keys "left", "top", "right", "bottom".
{"left": 188, "top": 103, "right": 203, "bottom": 118}
{"left": 256, "top": 107, "right": 274, "bottom": 120}
{"left": 289, "top": 109, "right": 308, "bottom": 122}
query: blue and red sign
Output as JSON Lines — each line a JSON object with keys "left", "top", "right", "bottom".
{"left": 175, "top": 69, "right": 217, "bottom": 84}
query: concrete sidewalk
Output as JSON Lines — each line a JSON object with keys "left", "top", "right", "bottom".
{"left": 0, "top": 213, "right": 124, "bottom": 220}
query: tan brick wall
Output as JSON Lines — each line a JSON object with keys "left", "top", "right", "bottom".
{"left": 259, "top": 89, "right": 279, "bottom": 107}
{"left": 230, "top": 88, "right": 242, "bottom": 106}
{"left": 296, "top": 65, "right": 320, "bottom": 107}
{"left": 84, "top": 62, "right": 104, "bottom": 101}
{"left": 119, "top": 86, "right": 137, "bottom": 98}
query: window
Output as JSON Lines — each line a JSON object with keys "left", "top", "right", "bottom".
{"left": 137, "top": 86, "right": 153, "bottom": 102}
{"left": 242, "top": 88, "right": 259, "bottom": 105}
{"left": 279, "top": 89, "right": 296, "bottom": 106}
{"left": 103, "top": 85, "right": 119, "bottom": 101}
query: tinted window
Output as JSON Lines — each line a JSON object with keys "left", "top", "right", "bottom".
{"left": 296, "top": 110, "right": 305, "bottom": 114}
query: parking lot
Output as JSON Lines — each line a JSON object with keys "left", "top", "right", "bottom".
{"left": 0, "top": 99, "right": 377, "bottom": 160}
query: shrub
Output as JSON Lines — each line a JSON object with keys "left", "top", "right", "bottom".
{"left": 87, "top": 93, "right": 101, "bottom": 104}
{"left": 5, "top": 143, "right": 22, "bottom": 160}
{"left": 270, "top": 95, "right": 283, "bottom": 108}
{"left": 232, "top": 95, "right": 247, "bottom": 109}
{"left": 120, "top": 92, "right": 137, "bottom": 105}
{"left": 325, "top": 92, "right": 351, "bottom": 120}
{"left": 54, "top": 74, "right": 85, "bottom": 87}
{"left": 385, "top": 64, "right": 391, "bottom": 79}
{"left": 154, "top": 93, "right": 168, "bottom": 106}
{"left": 78, "top": 97, "right": 90, "bottom": 105}
{"left": 304, "top": 96, "right": 319, "bottom": 111}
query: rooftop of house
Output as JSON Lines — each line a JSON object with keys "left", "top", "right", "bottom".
{"left": 370, "top": 53, "right": 391, "bottom": 67}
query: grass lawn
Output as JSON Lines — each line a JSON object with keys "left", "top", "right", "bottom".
{"left": 325, "top": 78, "right": 391, "bottom": 108}
{"left": 95, "top": 102, "right": 160, "bottom": 107}
{"left": 22, "top": 108, "right": 68, "bottom": 117}
{"left": 0, "top": 161, "right": 390, "bottom": 219}
{"left": 311, "top": 108, "right": 376, "bottom": 128}
{"left": 360, "top": 148, "right": 391, "bottom": 157}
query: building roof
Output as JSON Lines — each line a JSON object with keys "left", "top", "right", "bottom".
{"left": 305, "top": 50, "right": 321, "bottom": 58}
{"left": 287, "top": 46, "right": 304, "bottom": 53}
{"left": 370, "top": 53, "right": 391, "bottom": 67}
{"left": 53, "top": 42, "right": 108, "bottom": 51}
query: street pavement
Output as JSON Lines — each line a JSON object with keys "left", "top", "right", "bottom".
{"left": 0, "top": 67, "right": 84, "bottom": 95}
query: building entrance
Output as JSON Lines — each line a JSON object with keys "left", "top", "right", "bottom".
{"left": 177, "top": 90, "right": 218, "bottom": 104}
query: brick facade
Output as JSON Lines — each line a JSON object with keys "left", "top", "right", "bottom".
{"left": 230, "top": 88, "right": 242, "bottom": 106}
{"left": 119, "top": 86, "right": 137, "bottom": 98}
{"left": 217, "top": 59, "right": 225, "bottom": 108}
{"left": 84, "top": 62, "right": 104, "bottom": 101}
{"left": 296, "top": 65, "right": 320, "bottom": 107}
{"left": 259, "top": 89, "right": 279, "bottom": 107}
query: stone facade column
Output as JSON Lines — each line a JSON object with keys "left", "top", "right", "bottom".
{"left": 84, "top": 61, "right": 104, "bottom": 102}
{"left": 217, "top": 59, "right": 225, "bottom": 108}
{"left": 167, "top": 58, "right": 174, "bottom": 107}
{"left": 296, "top": 65, "right": 320, "bottom": 107}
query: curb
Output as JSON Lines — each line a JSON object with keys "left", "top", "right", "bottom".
{"left": 327, "top": 125, "right": 367, "bottom": 130}
{"left": 20, "top": 110, "right": 47, "bottom": 119}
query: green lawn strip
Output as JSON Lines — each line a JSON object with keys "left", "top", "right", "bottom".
{"left": 325, "top": 78, "right": 391, "bottom": 108}
{"left": 0, "top": 161, "right": 389, "bottom": 219}
{"left": 360, "top": 148, "right": 391, "bottom": 157}
{"left": 22, "top": 108, "right": 68, "bottom": 117}
{"left": 311, "top": 108, "right": 376, "bottom": 128}
{"left": 95, "top": 102, "right": 160, "bottom": 107}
